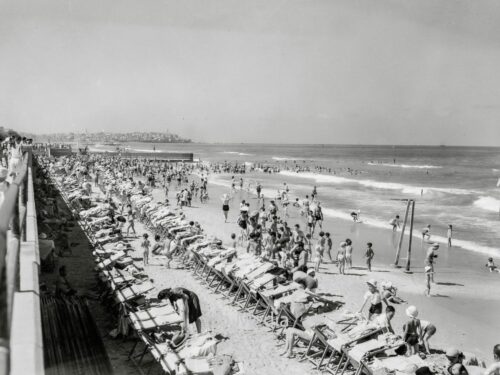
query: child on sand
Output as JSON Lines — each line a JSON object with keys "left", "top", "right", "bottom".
{"left": 141, "top": 233, "right": 151, "bottom": 266}
{"left": 420, "top": 319, "right": 437, "bottom": 355}
{"left": 403, "top": 305, "right": 422, "bottom": 355}
{"left": 365, "top": 242, "right": 374, "bottom": 272}
{"left": 390, "top": 215, "right": 400, "bottom": 231}
{"left": 422, "top": 225, "right": 431, "bottom": 242}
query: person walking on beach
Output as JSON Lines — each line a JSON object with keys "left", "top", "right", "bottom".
{"left": 390, "top": 215, "right": 400, "bottom": 231}
{"left": 324, "top": 232, "right": 333, "bottom": 263}
{"left": 313, "top": 202, "right": 324, "bottom": 232}
{"left": 126, "top": 204, "right": 136, "bottom": 237}
{"left": 345, "top": 238, "right": 353, "bottom": 269}
{"left": 256, "top": 182, "right": 262, "bottom": 198}
{"left": 365, "top": 242, "right": 374, "bottom": 272}
{"left": 337, "top": 242, "right": 347, "bottom": 275}
{"left": 425, "top": 243, "right": 439, "bottom": 283}
{"left": 141, "top": 233, "right": 150, "bottom": 266}
{"left": 314, "top": 241, "right": 324, "bottom": 272}
{"left": 447, "top": 224, "right": 453, "bottom": 247}
{"left": 221, "top": 193, "right": 230, "bottom": 223}
{"left": 424, "top": 265, "right": 433, "bottom": 296}
{"left": 312, "top": 185, "right": 317, "bottom": 199}
{"left": 422, "top": 224, "right": 431, "bottom": 242}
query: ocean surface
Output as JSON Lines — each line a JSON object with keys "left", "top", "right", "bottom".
{"left": 90, "top": 143, "right": 500, "bottom": 257}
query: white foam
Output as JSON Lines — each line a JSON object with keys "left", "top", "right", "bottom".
{"left": 279, "top": 171, "right": 475, "bottom": 196}
{"left": 473, "top": 196, "right": 500, "bottom": 212}
{"left": 272, "top": 156, "right": 295, "bottom": 161}
{"left": 207, "top": 172, "right": 500, "bottom": 258}
{"left": 222, "top": 151, "right": 252, "bottom": 156}
{"left": 367, "top": 162, "right": 441, "bottom": 169}
{"left": 322, "top": 208, "right": 500, "bottom": 257}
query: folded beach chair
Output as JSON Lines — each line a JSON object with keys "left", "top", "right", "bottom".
{"left": 115, "top": 281, "right": 155, "bottom": 303}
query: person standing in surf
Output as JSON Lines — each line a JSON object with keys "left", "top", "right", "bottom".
{"left": 447, "top": 224, "right": 453, "bottom": 247}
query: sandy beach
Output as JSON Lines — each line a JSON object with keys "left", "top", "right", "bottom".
{"left": 154, "top": 173, "right": 500, "bottom": 360}
{"left": 40, "top": 166, "right": 500, "bottom": 374}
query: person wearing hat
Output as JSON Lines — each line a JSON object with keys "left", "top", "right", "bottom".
{"left": 403, "top": 305, "right": 422, "bottom": 355}
{"left": 359, "top": 279, "right": 388, "bottom": 320}
{"left": 425, "top": 243, "right": 439, "bottom": 283}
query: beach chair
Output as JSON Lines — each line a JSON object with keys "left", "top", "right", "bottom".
{"left": 323, "top": 327, "right": 384, "bottom": 375}
{"left": 301, "top": 324, "right": 337, "bottom": 370}
{"left": 258, "top": 283, "right": 300, "bottom": 328}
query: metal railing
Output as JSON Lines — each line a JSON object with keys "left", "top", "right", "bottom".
{"left": 0, "top": 148, "right": 44, "bottom": 375}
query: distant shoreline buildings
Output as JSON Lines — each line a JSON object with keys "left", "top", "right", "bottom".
{"left": 27, "top": 131, "right": 192, "bottom": 144}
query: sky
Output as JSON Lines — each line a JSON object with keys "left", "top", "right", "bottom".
{"left": 1, "top": 0, "right": 500, "bottom": 145}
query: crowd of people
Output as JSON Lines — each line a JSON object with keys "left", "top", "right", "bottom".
{"left": 4, "top": 144, "right": 498, "bottom": 375}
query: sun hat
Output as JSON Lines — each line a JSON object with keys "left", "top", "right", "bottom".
{"left": 432, "top": 243, "right": 440, "bottom": 249}
{"left": 307, "top": 268, "right": 316, "bottom": 276}
{"left": 366, "top": 279, "right": 377, "bottom": 288}
{"left": 340, "top": 241, "right": 347, "bottom": 247}
{"left": 446, "top": 347, "right": 463, "bottom": 359}
{"left": 382, "top": 281, "right": 393, "bottom": 289}
{"left": 39, "top": 233, "right": 47, "bottom": 239}
{"left": 406, "top": 305, "right": 418, "bottom": 318}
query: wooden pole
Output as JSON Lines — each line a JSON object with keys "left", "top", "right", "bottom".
{"left": 393, "top": 200, "right": 411, "bottom": 267}
{"left": 405, "top": 200, "right": 415, "bottom": 272}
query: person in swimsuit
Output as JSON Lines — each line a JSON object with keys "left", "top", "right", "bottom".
{"left": 345, "top": 238, "right": 353, "bottom": 269}
{"left": 157, "top": 287, "right": 202, "bottom": 333}
{"left": 420, "top": 319, "right": 437, "bottom": 354}
{"left": 359, "top": 279, "right": 388, "bottom": 320}
{"left": 221, "top": 193, "right": 230, "bottom": 223}
{"left": 403, "top": 305, "right": 421, "bottom": 355}
{"left": 337, "top": 242, "right": 347, "bottom": 275}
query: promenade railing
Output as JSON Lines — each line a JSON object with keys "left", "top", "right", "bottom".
{"left": 0, "top": 148, "right": 44, "bottom": 375}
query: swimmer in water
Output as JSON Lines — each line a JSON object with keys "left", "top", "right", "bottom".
{"left": 350, "top": 210, "right": 360, "bottom": 222}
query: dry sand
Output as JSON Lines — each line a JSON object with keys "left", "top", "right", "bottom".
{"left": 43, "top": 172, "right": 500, "bottom": 374}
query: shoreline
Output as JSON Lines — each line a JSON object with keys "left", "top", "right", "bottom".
{"left": 169, "top": 172, "right": 500, "bottom": 359}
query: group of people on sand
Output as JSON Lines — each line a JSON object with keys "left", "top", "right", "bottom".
{"left": 29, "top": 147, "right": 500, "bottom": 373}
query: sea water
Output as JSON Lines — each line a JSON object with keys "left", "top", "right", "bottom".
{"left": 91, "top": 143, "right": 500, "bottom": 257}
